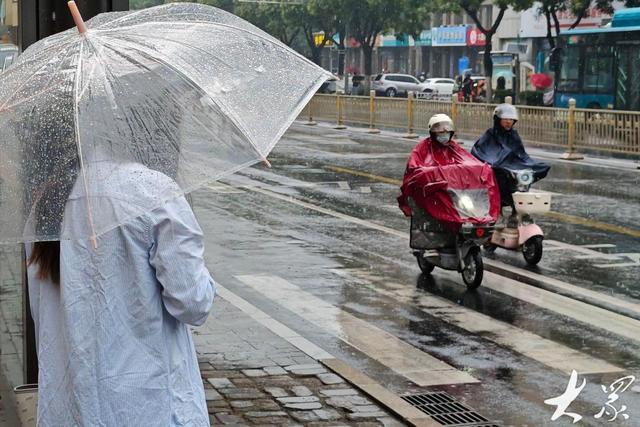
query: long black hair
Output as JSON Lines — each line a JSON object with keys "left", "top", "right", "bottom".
{"left": 25, "top": 94, "right": 78, "bottom": 284}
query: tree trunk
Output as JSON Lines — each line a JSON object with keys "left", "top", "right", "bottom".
{"left": 569, "top": 7, "right": 589, "bottom": 30}
{"left": 338, "top": 31, "right": 346, "bottom": 76}
{"left": 544, "top": 6, "right": 555, "bottom": 49}
{"left": 552, "top": 11, "right": 561, "bottom": 38}
{"left": 484, "top": 35, "right": 493, "bottom": 102}
{"left": 462, "top": 6, "right": 506, "bottom": 103}
{"left": 362, "top": 43, "right": 374, "bottom": 92}
{"left": 311, "top": 46, "right": 322, "bottom": 66}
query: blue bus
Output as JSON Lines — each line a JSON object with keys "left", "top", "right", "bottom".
{"left": 555, "top": 7, "right": 640, "bottom": 110}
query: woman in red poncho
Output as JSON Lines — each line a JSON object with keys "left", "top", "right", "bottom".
{"left": 398, "top": 114, "right": 500, "bottom": 231}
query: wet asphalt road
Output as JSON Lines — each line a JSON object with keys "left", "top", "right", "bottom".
{"left": 191, "top": 124, "right": 640, "bottom": 426}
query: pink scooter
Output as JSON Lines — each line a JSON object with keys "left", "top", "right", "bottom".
{"left": 483, "top": 169, "right": 550, "bottom": 265}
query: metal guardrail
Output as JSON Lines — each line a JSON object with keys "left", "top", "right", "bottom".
{"left": 300, "top": 93, "right": 640, "bottom": 158}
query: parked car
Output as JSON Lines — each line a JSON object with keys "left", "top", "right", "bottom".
{"left": 371, "top": 73, "right": 428, "bottom": 97}
{"left": 317, "top": 75, "right": 345, "bottom": 94}
{"left": 421, "top": 78, "right": 456, "bottom": 96}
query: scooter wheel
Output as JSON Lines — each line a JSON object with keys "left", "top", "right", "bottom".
{"left": 462, "top": 250, "right": 483, "bottom": 289}
{"left": 522, "top": 236, "right": 543, "bottom": 265}
{"left": 415, "top": 253, "right": 435, "bottom": 274}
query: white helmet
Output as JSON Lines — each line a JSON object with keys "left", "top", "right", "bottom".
{"left": 494, "top": 104, "right": 518, "bottom": 121}
{"left": 427, "top": 113, "right": 455, "bottom": 133}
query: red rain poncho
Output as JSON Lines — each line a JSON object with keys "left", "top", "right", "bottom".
{"left": 398, "top": 137, "right": 500, "bottom": 230}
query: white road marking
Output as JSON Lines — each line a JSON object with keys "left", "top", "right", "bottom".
{"left": 214, "top": 285, "right": 334, "bottom": 360}
{"left": 337, "top": 181, "right": 351, "bottom": 190}
{"left": 594, "top": 253, "right": 640, "bottom": 268}
{"left": 359, "top": 186, "right": 372, "bottom": 193}
{"left": 546, "top": 240, "right": 640, "bottom": 268}
{"left": 335, "top": 268, "right": 622, "bottom": 375}
{"left": 235, "top": 274, "right": 480, "bottom": 387}
{"left": 482, "top": 270, "right": 640, "bottom": 343}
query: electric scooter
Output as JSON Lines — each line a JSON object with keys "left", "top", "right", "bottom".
{"left": 408, "top": 197, "right": 494, "bottom": 289}
{"left": 483, "top": 168, "right": 551, "bottom": 265}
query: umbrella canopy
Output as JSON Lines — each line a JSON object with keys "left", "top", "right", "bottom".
{"left": 530, "top": 73, "right": 553, "bottom": 90}
{"left": 0, "top": 2, "right": 330, "bottom": 245}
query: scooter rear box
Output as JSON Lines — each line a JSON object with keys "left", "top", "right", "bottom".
{"left": 513, "top": 191, "right": 551, "bottom": 214}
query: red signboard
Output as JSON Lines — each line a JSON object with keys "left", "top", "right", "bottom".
{"left": 467, "top": 28, "right": 486, "bottom": 46}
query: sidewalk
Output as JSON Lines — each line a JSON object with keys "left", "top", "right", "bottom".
{"left": 193, "top": 286, "right": 409, "bottom": 426}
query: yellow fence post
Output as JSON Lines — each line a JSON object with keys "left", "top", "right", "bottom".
{"left": 403, "top": 91, "right": 418, "bottom": 138}
{"left": 451, "top": 94, "right": 459, "bottom": 127}
{"left": 334, "top": 91, "right": 347, "bottom": 130}
{"left": 561, "top": 98, "right": 584, "bottom": 160}
{"left": 367, "top": 90, "right": 380, "bottom": 134}
{"left": 304, "top": 96, "right": 317, "bottom": 126}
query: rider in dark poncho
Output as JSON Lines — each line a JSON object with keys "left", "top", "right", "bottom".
{"left": 471, "top": 104, "right": 550, "bottom": 210}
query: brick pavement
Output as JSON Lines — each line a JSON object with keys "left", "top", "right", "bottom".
{"left": 194, "top": 297, "right": 406, "bottom": 426}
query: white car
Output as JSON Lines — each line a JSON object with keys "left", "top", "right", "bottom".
{"left": 372, "top": 73, "right": 428, "bottom": 97}
{"left": 422, "top": 78, "right": 456, "bottom": 95}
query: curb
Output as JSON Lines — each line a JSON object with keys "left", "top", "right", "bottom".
{"left": 320, "top": 358, "right": 439, "bottom": 427}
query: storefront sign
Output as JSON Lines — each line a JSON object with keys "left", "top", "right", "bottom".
{"left": 432, "top": 26, "right": 468, "bottom": 46}
{"left": 467, "top": 28, "right": 486, "bottom": 46}
{"left": 415, "top": 30, "right": 432, "bottom": 46}
{"left": 380, "top": 34, "right": 411, "bottom": 47}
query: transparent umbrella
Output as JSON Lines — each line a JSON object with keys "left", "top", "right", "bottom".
{"left": 0, "top": 2, "right": 330, "bottom": 246}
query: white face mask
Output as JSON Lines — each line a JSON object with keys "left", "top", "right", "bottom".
{"left": 436, "top": 134, "right": 451, "bottom": 145}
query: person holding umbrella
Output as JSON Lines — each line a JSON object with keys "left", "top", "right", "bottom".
{"left": 0, "top": 2, "right": 330, "bottom": 426}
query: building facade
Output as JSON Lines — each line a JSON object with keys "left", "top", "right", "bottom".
{"left": 343, "top": 4, "right": 494, "bottom": 79}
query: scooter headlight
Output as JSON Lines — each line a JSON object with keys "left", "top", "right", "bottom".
{"left": 456, "top": 194, "right": 475, "bottom": 213}
{"left": 515, "top": 170, "right": 534, "bottom": 186}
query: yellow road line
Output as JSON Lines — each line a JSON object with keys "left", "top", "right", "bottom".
{"left": 325, "top": 165, "right": 402, "bottom": 185}
{"left": 323, "top": 165, "right": 640, "bottom": 239}
{"left": 543, "top": 211, "right": 640, "bottom": 238}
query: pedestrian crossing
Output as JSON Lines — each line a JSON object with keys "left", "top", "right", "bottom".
{"left": 232, "top": 182, "right": 640, "bottom": 344}
{"left": 207, "top": 173, "right": 639, "bottom": 392}
{"left": 236, "top": 274, "right": 479, "bottom": 387}
{"left": 235, "top": 273, "right": 624, "bottom": 392}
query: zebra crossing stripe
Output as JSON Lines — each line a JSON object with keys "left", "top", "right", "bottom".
{"left": 337, "top": 268, "right": 622, "bottom": 375}
{"left": 236, "top": 274, "right": 480, "bottom": 387}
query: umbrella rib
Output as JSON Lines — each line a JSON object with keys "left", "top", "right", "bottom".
{"left": 0, "top": 36, "right": 77, "bottom": 81}
{"left": 0, "top": 42, "right": 77, "bottom": 111}
{"left": 98, "top": 36, "right": 267, "bottom": 161}
{"left": 95, "top": 19, "right": 320, "bottom": 70}
{"left": 72, "top": 40, "right": 98, "bottom": 249}
{"left": 110, "top": 31, "right": 236, "bottom": 70}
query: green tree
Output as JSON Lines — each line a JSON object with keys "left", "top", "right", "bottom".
{"left": 234, "top": 2, "right": 304, "bottom": 46}
{"left": 301, "top": 0, "right": 343, "bottom": 66}
{"left": 343, "top": 0, "right": 431, "bottom": 77}
{"left": 443, "top": 0, "right": 533, "bottom": 100}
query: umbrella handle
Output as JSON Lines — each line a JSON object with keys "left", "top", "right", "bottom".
{"left": 262, "top": 158, "right": 271, "bottom": 168}
{"left": 68, "top": 1, "right": 87, "bottom": 34}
